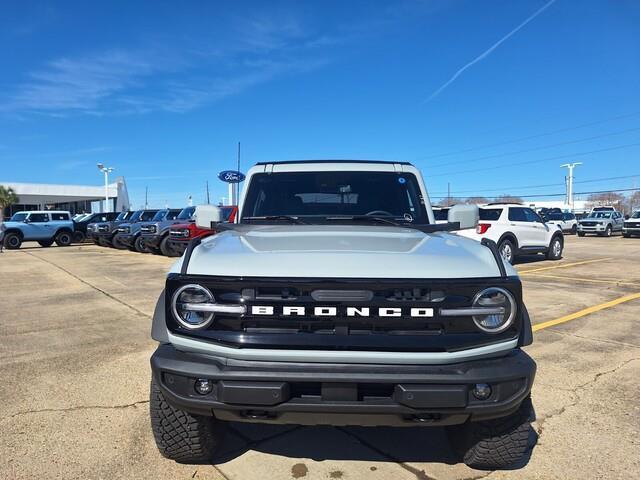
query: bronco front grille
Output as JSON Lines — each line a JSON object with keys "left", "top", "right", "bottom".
{"left": 165, "top": 274, "right": 523, "bottom": 352}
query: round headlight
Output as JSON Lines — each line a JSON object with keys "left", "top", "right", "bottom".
{"left": 172, "top": 284, "right": 215, "bottom": 330}
{"left": 472, "top": 287, "right": 516, "bottom": 333}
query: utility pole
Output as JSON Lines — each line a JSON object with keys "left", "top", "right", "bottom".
{"left": 206, "top": 181, "right": 210, "bottom": 204}
{"left": 560, "top": 162, "right": 582, "bottom": 210}
{"left": 97, "top": 163, "right": 114, "bottom": 212}
{"left": 145, "top": 187, "right": 148, "bottom": 209}
{"left": 236, "top": 141, "right": 241, "bottom": 205}
{"left": 447, "top": 182, "right": 451, "bottom": 207}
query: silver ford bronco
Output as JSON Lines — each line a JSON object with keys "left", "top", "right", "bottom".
{"left": 150, "top": 161, "right": 535, "bottom": 469}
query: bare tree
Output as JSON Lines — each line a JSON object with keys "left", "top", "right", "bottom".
{"left": 586, "top": 192, "right": 624, "bottom": 211}
{"left": 493, "top": 194, "right": 524, "bottom": 204}
{"left": 464, "top": 196, "right": 490, "bottom": 205}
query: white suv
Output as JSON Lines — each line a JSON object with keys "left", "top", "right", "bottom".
{"left": 457, "top": 203, "right": 564, "bottom": 264}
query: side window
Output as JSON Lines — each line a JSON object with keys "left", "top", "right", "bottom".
{"left": 523, "top": 208, "right": 543, "bottom": 223}
{"left": 51, "top": 213, "right": 70, "bottom": 221}
{"left": 29, "top": 213, "right": 49, "bottom": 222}
{"left": 508, "top": 208, "right": 527, "bottom": 222}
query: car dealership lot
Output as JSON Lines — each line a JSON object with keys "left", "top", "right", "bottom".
{"left": 1, "top": 237, "right": 639, "bottom": 479}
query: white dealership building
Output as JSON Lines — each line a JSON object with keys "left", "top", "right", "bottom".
{"left": 1, "top": 176, "right": 130, "bottom": 217}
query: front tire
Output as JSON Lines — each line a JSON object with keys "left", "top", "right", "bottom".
{"left": 498, "top": 239, "right": 515, "bottom": 264}
{"left": 577, "top": 232, "right": 585, "bottom": 237}
{"left": 134, "top": 235, "right": 149, "bottom": 253}
{"left": 55, "top": 231, "right": 72, "bottom": 247}
{"left": 447, "top": 397, "right": 533, "bottom": 470}
{"left": 160, "top": 236, "right": 177, "bottom": 257}
{"left": 603, "top": 225, "right": 612, "bottom": 237}
{"left": 73, "top": 231, "right": 86, "bottom": 243}
{"left": 571, "top": 224, "right": 577, "bottom": 235}
{"left": 4, "top": 232, "right": 22, "bottom": 250}
{"left": 546, "top": 236, "right": 563, "bottom": 260}
{"left": 150, "top": 378, "right": 226, "bottom": 463}
{"left": 111, "top": 234, "right": 128, "bottom": 250}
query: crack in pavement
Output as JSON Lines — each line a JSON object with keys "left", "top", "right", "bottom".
{"left": 541, "top": 329, "right": 640, "bottom": 349}
{"left": 534, "top": 357, "right": 640, "bottom": 439}
{"left": 23, "top": 251, "right": 152, "bottom": 319}
{"left": 5, "top": 400, "right": 150, "bottom": 420}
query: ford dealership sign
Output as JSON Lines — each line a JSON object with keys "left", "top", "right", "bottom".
{"left": 218, "top": 170, "right": 245, "bottom": 183}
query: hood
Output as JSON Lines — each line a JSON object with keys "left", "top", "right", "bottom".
{"left": 173, "top": 225, "right": 514, "bottom": 279}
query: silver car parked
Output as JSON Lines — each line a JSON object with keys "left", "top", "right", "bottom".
{"left": 577, "top": 210, "right": 624, "bottom": 237}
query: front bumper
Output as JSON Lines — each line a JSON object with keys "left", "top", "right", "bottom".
{"left": 117, "top": 233, "right": 135, "bottom": 246}
{"left": 578, "top": 224, "right": 606, "bottom": 233}
{"left": 142, "top": 234, "right": 162, "bottom": 248}
{"left": 151, "top": 344, "right": 536, "bottom": 427}
{"left": 623, "top": 226, "right": 640, "bottom": 234}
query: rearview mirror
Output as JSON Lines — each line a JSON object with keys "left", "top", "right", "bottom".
{"left": 447, "top": 204, "right": 479, "bottom": 230}
{"left": 194, "top": 205, "right": 222, "bottom": 229}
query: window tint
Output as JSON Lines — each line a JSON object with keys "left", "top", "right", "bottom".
{"left": 29, "top": 213, "right": 49, "bottom": 222}
{"left": 151, "top": 210, "right": 167, "bottom": 221}
{"left": 546, "top": 212, "right": 563, "bottom": 221}
{"left": 10, "top": 213, "right": 28, "bottom": 221}
{"left": 140, "top": 211, "right": 158, "bottom": 221}
{"left": 166, "top": 209, "right": 182, "bottom": 221}
{"left": 564, "top": 213, "right": 575, "bottom": 220}
{"left": 433, "top": 209, "right": 449, "bottom": 221}
{"left": 241, "top": 171, "right": 428, "bottom": 223}
{"left": 508, "top": 207, "right": 527, "bottom": 222}
{"left": 523, "top": 208, "right": 542, "bottom": 223}
{"left": 51, "top": 213, "right": 70, "bottom": 221}
{"left": 221, "top": 206, "right": 236, "bottom": 221}
{"left": 479, "top": 208, "right": 502, "bottom": 221}
{"left": 177, "top": 207, "right": 195, "bottom": 220}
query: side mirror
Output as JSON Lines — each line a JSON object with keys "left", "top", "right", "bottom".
{"left": 625, "top": 215, "right": 630, "bottom": 220}
{"left": 448, "top": 204, "right": 479, "bottom": 230}
{"left": 23, "top": 218, "right": 30, "bottom": 223}
{"left": 194, "top": 205, "right": 222, "bottom": 229}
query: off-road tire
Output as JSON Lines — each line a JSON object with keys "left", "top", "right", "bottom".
{"left": 546, "top": 236, "right": 563, "bottom": 260}
{"left": 160, "top": 236, "right": 176, "bottom": 257}
{"left": 571, "top": 224, "right": 577, "bottom": 235}
{"left": 447, "top": 397, "right": 533, "bottom": 470}
{"left": 150, "top": 378, "right": 225, "bottom": 463}
{"left": 4, "top": 232, "right": 22, "bottom": 250}
{"left": 497, "top": 239, "right": 515, "bottom": 264}
{"left": 73, "top": 231, "right": 86, "bottom": 243}
{"left": 38, "top": 240, "right": 54, "bottom": 247}
{"left": 111, "top": 234, "right": 128, "bottom": 250}
{"left": 134, "top": 235, "right": 149, "bottom": 253}
{"left": 577, "top": 232, "right": 585, "bottom": 237}
{"left": 54, "top": 231, "right": 72, "bottom": 247}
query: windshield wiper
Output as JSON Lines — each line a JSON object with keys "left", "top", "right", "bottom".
{"left": 243, "top": 215, "right": 308, "bottom": 225}
{"left": 325, "top": 215, "right": 405, "bottom": 227}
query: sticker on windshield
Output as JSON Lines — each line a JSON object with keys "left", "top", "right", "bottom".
{"left": 403, "top": 213, "right": 414, "bottom": 222}
{"left": 398, "top": 177, "right": 406, "bottom": 184}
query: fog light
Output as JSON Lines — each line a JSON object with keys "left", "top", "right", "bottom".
{"left": 195, "top": 378, "right": 213, "bottom": 395}
{"left": 472, "top": 383, "right": 492, "bottom": 400}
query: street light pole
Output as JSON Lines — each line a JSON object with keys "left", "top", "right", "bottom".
{"left": 560, "top": 162, "right": 582, "bottom": 210}
{"left": 97, "top": 163, "right": 114, "bottom": 212}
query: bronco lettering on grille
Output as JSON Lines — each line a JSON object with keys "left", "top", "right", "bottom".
{"left": 250, "top": 306, "right": 434, "bottom": 317}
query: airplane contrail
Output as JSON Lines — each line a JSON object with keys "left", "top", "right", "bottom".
{"left": 426, "top": 0, "right": 557, "bottom": 102}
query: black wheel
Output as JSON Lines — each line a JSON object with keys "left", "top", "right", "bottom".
{"left": 111, "top": 234, "right": 128, "bottom": 250}
{"left": 571, "top": 224, "right": 577, "bottom": 235}
{"left": 3, "top": 232, "right": 22, "bottom": 250}
{"left": 134, "top": 235, "right": 149, "bottom": 253}
{"left": 160, "top": 236, "right": 177, "bottom": 257}
{"left": 497, "top": 239, "right": 515, "bottom": 264}
{"left": 604, "top": 225, "right": 612, "bottom": 237}
{"left": 150, "top": 378, "right": 226, "bottom": 463}
{"left": 72, "top": 231, "right": 86, "bottom": 243}
{"left": 577, "top": 232, "right": 585, "bottom": 237}
{"left": 447, "top": 397, "right": 533, "bottom": 470}
{"left": 38, "top": 240, "right": 54, "bottom": 247}
{"left": 623, "top": 233, "right": 630, "bottom": 238}
{"left": 546, "top": 236, "right": 563, "bottom": 260}
{"left": 54, "top": 231, "right": 72, "bottom": 247}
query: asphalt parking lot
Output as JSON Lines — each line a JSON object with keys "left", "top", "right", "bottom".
{"left": 1, "top": 235, "right": 639, "bottom": 480}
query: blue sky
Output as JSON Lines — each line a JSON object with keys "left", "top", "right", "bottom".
{"left": 1, "top": 0, "right": 639, "bottom": 208}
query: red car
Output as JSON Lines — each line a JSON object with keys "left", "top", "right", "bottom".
{"left": 165, "top": 205, "right": 237, "bottom": 257}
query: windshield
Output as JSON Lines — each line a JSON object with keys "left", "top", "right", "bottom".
{"left": 151, "top": 210, "right": 167, "bottom": 221}
{"left": 221, "top": 206, "right": 236, "bottom": 221}
{"left": 10, "top": 213, "right": 28, "bottom": 222}
{"left": 241, "top": 171, "right": 428, "bottom": 223}
{"left": 115, "top": 211, "right": 129, "bottom": 221}
{"left": 140, "top": 210, "right": 158, "bottom": 221}
{"left": 588, "top": 212, "right": 612, "bottom": 219}
{"left": 433, "top": 209, "right": 449, "bottom": 221}
{"left": 631, "top": 211, "right": 640, "bottom": 219}
{"left": 177, "top": 207, "right": 195, "bottom": 220}
{"left": 479, "top": 208, "right": 502, "bottom": 221}
{"left": 546, "top": 212, "right": 564, "bottom": 221}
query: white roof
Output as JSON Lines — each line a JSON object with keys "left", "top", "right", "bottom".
{"left": 0, "top": 181, "right": 118, "bottom": 203}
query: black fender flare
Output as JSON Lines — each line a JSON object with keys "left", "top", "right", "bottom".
{"left": 3, "top": 228, "right": 24, "bottom": 240}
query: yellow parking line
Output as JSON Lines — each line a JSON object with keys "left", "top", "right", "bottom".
{"left": 523, "top": 273, "right": 640, "bottom": 287}
{"left": 533, "top": 292, "right": 640, "bottom": 332}
{"left": 519, "top": 257, "right": 612, "bottom": 274}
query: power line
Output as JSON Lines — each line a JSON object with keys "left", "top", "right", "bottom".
{"left": 431, "top": 187, "right": 639, "bottom": 200}
{"left": 430, "top": 173, "right": 640, "bottom": 196}
{"left": 426, "top": 126, "right": 640, "bottom": 169}
{"left": 416, "top": 111, "right": 640, "bottom": 161}
{"left": 427, "top": 142, "right": 640, "bottom": 178}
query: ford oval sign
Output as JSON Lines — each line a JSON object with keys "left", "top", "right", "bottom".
{"left": 218, "top": 170, "right": 245, "bottom": 183}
